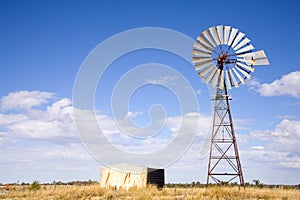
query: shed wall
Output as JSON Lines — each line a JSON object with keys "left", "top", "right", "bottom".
{"left": 100, "top": 165, "right": 147, "bottom": 189}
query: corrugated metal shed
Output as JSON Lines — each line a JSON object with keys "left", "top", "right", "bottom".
{"left": 100, "top": 163, "right": 164, "bottom": 189}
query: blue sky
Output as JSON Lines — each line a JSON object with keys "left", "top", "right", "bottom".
{"left": 0, "top": 0, "right": 300, "bottom": 184}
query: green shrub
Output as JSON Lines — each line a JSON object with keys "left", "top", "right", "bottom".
{"left": 28, "top": 180, "right": 41, "bottom": 191}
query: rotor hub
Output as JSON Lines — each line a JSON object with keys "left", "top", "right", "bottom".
{"left": 217, "top": 53, "right": 229, "bottom": 64}
{"left": 217, "top": 53, "right": 231, "bottom": 70}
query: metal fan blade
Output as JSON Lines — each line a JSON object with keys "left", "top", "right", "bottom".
{"left": 192, "top": 57, "right": 212, "bottom": 63}
{"left": 235, "top": 65, "right": 251, "bottom": 79}
{"left": 237, "top": 58, "right": 269, "bottom": 66}
{"left": 231, "top": 32, "right": 245, "bottom": 49}
{"left": 235, "top": 44, "right": 254, "bottom": 54}
{"left": 192, "top": 49, "right": 211, "bottom": 57}
{"left": 197, "top": 60, "right": 215, "bottom": 68}
{"left": 240, "top": 50, "right": 270, "bottom": 65}
{"left": 223, "top": 26, "right": 231, "bottom": 44}
{"left": 194, "top": 63, "right": 205, "bottom": 72}
{"left": 227, "top": 28, "right": 238, "bottom": 46}
{"left": 233, "top": 38, "right": 251, "bottom": 51}
{"left": 232, "top": 68, "right": 246, "bottom": 84}
{"left": 197, "top": 34, "right": 215, "bottom": 50}
{"left": 225, "top": 69, "right": 232, "bottom": 90}
{"left": 236, "top": 61, "right": 254, "bottom": 72}
{"left": 237, "top": 58, "right": 253, "bottom": 65}
{"left": 229, "top": 69, "right": 239, "bottom": 88}
{"left": 211, "top": 68, "right": 221, "bottom": 88}
{"left": 205, "top": 67, "right": 217, "bottom": 83}
{"left": 194, "top": 61, "right": 213, "bottom": 71}
{"left": 253, "top": 58, "right": 270, "bottom": 65}
{"left": 203, "top": 29, "right": 217, "bottom": 48}
{"left": 216, "top": 25, "right": 224, "bottom": 44}
{"left": 219, "top": 69, "right": 225, "bottom": 90}
{"left": 255, "top": 50, "right": 268, "bottom": 60}
{"left": 199, "top": 63, "right": 214, "bottom": 77}
{"left": 209, "top": 27, "right": 220, "bottom": 45}
{"left": 194, "top": 42, "right": 213, "bottom": 53}
{"left": 241, "top": 50, "right": 267, "bottom": 59}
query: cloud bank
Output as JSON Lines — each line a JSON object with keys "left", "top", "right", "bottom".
{"left": 249, "top": 71, "right": 300, "bottom": 98}
{"left": 0, "top": 90, "right": 299, "bottom": 184}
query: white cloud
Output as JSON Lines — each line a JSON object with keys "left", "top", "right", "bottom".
{"left": 165, "top": 112, "right": 211, "bottom": 138}
{"left": 251, "top": 146, "right": 264, "bottom": 150}
{"left": 249, "top": 119, "right": 300, "bottom": 170}
{"left": 279, "top": 160, "right": 300, "bottom": 169}
{"left": 0, "top": 91, "right": 102, "bottom": 183}
{"left": 272, "top": 119, "right": 300, "bottom": 138}
{"left": 250, "top": 129, "right": 272, "bottom": 140}
{"left": 234, "top": 118, "right": 253, "bottom": 130}
{"left": 0, "top": 140, "right": 99, "bottom": 183}
{"left": 251, "top": 119, "right": 300, "bottom": 146}
{"left": 277, "top": 115, "right": 295, "bottom": 119}
{"left": 0, "top": 91, "right": 77, "bottom": 143}
{"left": 96, "top": 114, "right": 122, "bottom": 135}
{"left": 146, "top": 75, "right": 179, "bottom": 85}
{"left": 94, "top": 111, "right": 212, "bottom": 155}
{"left": 0, "top": 113, "right": 29, "bottom": 126}
{"left": 47, "top": 98, "right": 73, "bottom": 120}
{"left": 124, "top": 111, "right": 143, "bottom": 119}
{"left": 249, "top": 71, "right": 300, "bottom": 98}
{"left": 1, "top": 90, "right": 55, "bottom": 111}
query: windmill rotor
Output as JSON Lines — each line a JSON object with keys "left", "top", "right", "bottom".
{"left": 192, "top": 25, "right": 270, "bottom": 89}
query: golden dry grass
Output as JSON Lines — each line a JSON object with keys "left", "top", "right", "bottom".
{"left": 0, "top": 184, "right": 299, "bottom": 200}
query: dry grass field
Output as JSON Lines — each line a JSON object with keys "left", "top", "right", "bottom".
{"left": 0, "top": 184, "right": 299, "bottom": 200}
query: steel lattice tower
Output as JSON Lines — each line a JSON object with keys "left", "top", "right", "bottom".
{"left": 206, "top": 87, "right": 244, "bottom": 185}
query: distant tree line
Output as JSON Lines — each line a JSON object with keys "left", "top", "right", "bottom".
{"left": 0, "top": 179, "right": 98, "bottom": 186}
{"left": 164, "top": 180, "right": 300, "bottom": 189}
{"left": 1, "top": 180, "right": 300, "bottom": 190}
